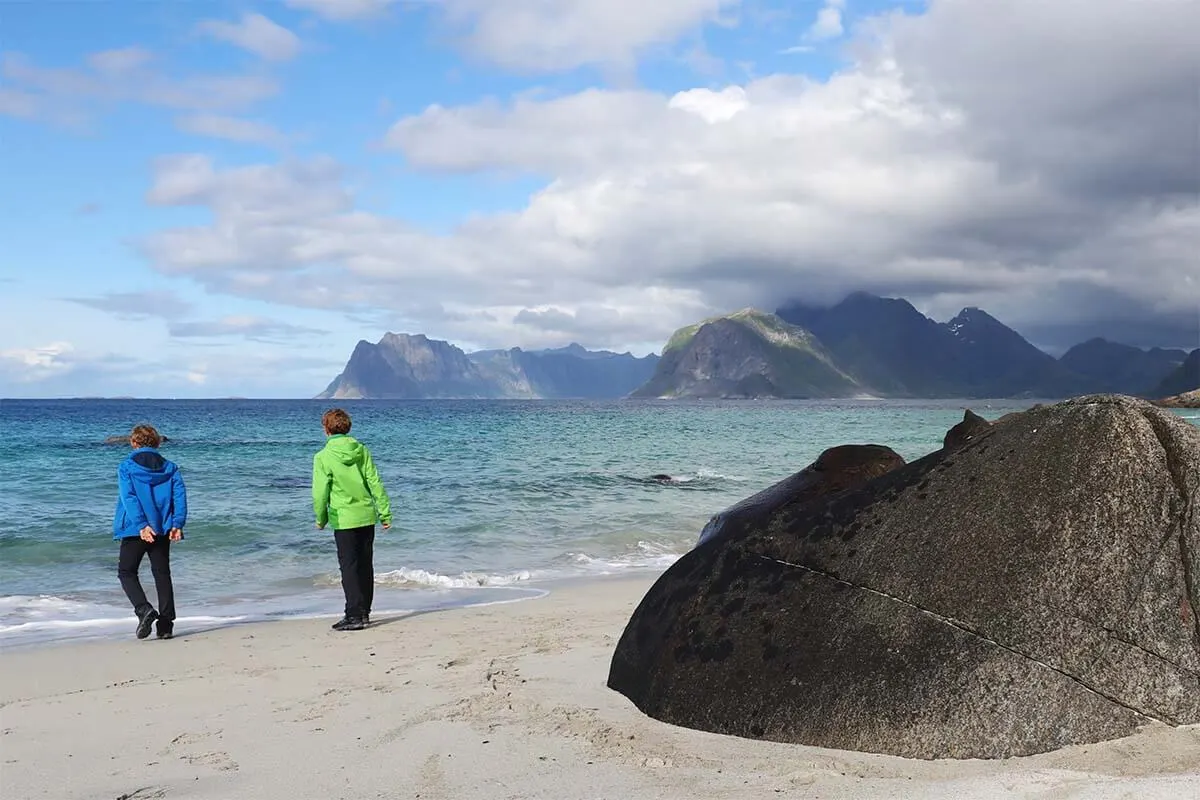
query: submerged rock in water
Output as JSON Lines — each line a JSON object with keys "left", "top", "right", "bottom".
{"left": 104, "top": 434, "right": 170, "bottom": 445}
{"left": 608, "top": 395, "right": 1200, "bottom": 759}
{"left": 696, "top": 445, "right": 905, "bottom": 547}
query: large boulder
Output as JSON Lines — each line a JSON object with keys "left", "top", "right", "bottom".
{"left": 696, "top": 445, "right": 906, "bottom": 547}
{"left": 608, "top": 395, "right": 1200, "bottom": 759}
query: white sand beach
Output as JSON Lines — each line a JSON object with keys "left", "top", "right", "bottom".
{"left": 3, "top": 576, "right": 1200, "bottom": 800}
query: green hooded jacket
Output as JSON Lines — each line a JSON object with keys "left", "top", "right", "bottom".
{"left": 312, "top": 434, "right": 392, "bottom": 530}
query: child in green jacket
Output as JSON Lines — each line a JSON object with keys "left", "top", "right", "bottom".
{"left": 313, "top": 408, "right": 392, "bottom": 631}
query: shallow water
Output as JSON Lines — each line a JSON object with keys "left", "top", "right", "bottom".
{"left": 0, "top": 397, "right": 1129, "bottom": 644}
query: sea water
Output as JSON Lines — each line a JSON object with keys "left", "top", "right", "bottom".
{"left": 3, "top": 397, "right": 1178, "bottom": 646}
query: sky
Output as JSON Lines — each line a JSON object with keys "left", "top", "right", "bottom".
{"left": 0, "top": 0, "right": 1197, "bottom": 398}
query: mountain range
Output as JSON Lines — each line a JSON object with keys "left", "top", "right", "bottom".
{"left": 317, "top": 334, "right": 659, "bottom": 399}
{"left": 318, "top": 293, "right": 1198, "bottom": 401}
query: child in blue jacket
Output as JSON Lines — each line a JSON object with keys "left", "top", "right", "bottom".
{"left": 112, "top": 424, "right": 187, "bottom": 640}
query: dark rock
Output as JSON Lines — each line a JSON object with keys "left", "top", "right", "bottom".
{"left": 697, "top": 445, "right": 906, "bottom": 547}
{"left": 649, "top": 474, "right": 677, "bottom": 484}
{"left": 104, "top": 435, "right": 169, "bottom": 446}
{"left": 608, "top": 395, "right": 1200, "bottom": 759}
{"left": 942, "top": 409, "right": 992, "bottom": 451}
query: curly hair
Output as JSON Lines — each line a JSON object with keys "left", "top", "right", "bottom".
{"left": 130, "top": 424, "right": 162, "bottom": 449}
{"left": 322, "top": 408, "right": 352, "bottom": 435}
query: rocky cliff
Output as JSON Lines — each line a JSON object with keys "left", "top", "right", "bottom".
{"left": 318, "top": 334, "right": 658, "bottom": 399}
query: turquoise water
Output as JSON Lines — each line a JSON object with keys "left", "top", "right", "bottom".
{"left": 0, "top": 398, "right": 1082, "bottom": 644}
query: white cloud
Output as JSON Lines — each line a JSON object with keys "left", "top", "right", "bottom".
{"left": 439, "top": 0, "right": 740, "bottom": 72}
{"left": 807, "top": 2, "right": 845, "bottom": 42}
{"left": 67, "top": 291, "right": 194, "bottom": 321}
{"left": 0, "top": 342, "right": 344, "bottom": 398}
{"left": 288, "top": 0, "right": 739, "bottom": 72}
{"left": 198, "top": 13, "right": 301, "bottom": 62}
{"left": 86, "top": 47, "right": 155, "bottom": 74}
{"left": 0, "top": 87, "right": 38, "bottom": 119}
{"left": 138, "top": 0, "right": 1200, "bottom": 352}
{"left": 0, "top": 342, "right": 76, "bottom": 381}
{"left": 387, "top": 90, "right": 671, "bottom": 175}
{"left": 168, "top": 315, "right": 328, "bottom": 340}
{"left": 175, "top": 114, "right": 285, "bottom": 145}
{"left": 0, "top": 49, "right": 277, "bottom": 125}
{"left": 285, "top": 0, "right": 397, "bottom": 21}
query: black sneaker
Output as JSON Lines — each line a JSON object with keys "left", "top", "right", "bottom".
{"left": 363, "top": 613, "right": 370, "bottom": 627}
{"left": 156, "top": 621, "right": 174, "bottom": 640}
{"left": 331, "top": 616, "right": 365, "bottom": 631}
{"left": 136, "top": 608, "right": 159, "bottom": 640}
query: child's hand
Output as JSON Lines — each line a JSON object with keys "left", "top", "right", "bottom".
{"left": 169, "top": 528, "right": 183, "bottom": 541}
{"left": 382, "top": 521, "right": 391, "bottom": 530}
{"left": 139, "top": 526, "right": 156, "bottom": 542}
{"left": 316, "top": 523, "right": 325, "bottom": 530}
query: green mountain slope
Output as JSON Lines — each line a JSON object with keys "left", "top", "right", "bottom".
{"left": 631, "top": 309, "right": 863, "bottom": 399}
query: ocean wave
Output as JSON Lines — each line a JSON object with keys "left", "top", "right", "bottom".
{"left": 635, "top": 468, "right": 749, "bottom": 485}
{"left": 0, "top": 613, "right": 243, "bottom": 637}
{"left": 0, "top": 594, "right": 106, "bottom": 617}
{"left": 0, "top": 589, "right": 545, "bottom": 646}
{"left": 565, "top": 539, "right": 684, "bottom": 570}
{"left": 374, "top": 568, "right": 538, "bottom": 588}
{"left": 366, "top": 540, "right": 685, "bottom": 590}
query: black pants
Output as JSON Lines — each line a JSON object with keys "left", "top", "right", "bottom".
{"left": 118, "top": 537, "right": 175, "bottom": 622}
{"left": 334, "top": 526, "right": 375, "bottom": 619}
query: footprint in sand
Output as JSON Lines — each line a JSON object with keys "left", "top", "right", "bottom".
{"left": 182, "top": 751, "right": 239, "bottom": 772}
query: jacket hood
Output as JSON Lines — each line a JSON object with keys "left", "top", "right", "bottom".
{"left": 323, "top": 435, "right": 365, "bottom": 466}
{"left": 124, "top": 448, "right": 177, "bottom": 487}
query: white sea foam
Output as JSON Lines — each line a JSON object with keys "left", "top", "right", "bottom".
{"left": 567, "top": 540, "right": 683, "bottom": 572}
{"left": 370, "top": 541, "right": 685, "bottom": 590}
{"left": 375, "top": 568, "right": 538, "bottom": 589}
{"left": 682, "top": 469, "right": 748, "bottom": 483}
{"left": 0, "top": 588, "right": 547, "bottom": 647}
{"left": 0, "top": 613, "right": 242, "bottom": 636}
{"left": 0, "top": 594, "right": 99, "bottom": 615}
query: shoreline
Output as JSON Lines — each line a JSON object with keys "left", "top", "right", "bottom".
{"left": 1, "top": 571, "right": 655, "bottom": 652}
{"left": 4, "top": 576, "right": 1200, "bottom": 799}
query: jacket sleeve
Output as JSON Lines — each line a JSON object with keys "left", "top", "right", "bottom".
{"left": 118, "top": 463, "right": 150, "bottom": 531}
{"left": 362, "top": 447, "right": 392, "bottom": 523}
{"left": 312, "top": 452, "right": 331, "bottom": 526}
{"left": 168, "top": 469, "right": 188, "bottom": 531}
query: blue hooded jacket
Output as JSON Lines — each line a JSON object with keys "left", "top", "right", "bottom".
{"left": 112, "top": 448, "right": 188, "bottom": 540}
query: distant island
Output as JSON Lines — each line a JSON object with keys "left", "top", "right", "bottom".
{"left": 317, "top": 293, "right": 1199, "bottom": 401}
{"left": 318, "top": 336, "right": 659, "bottom": 399}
